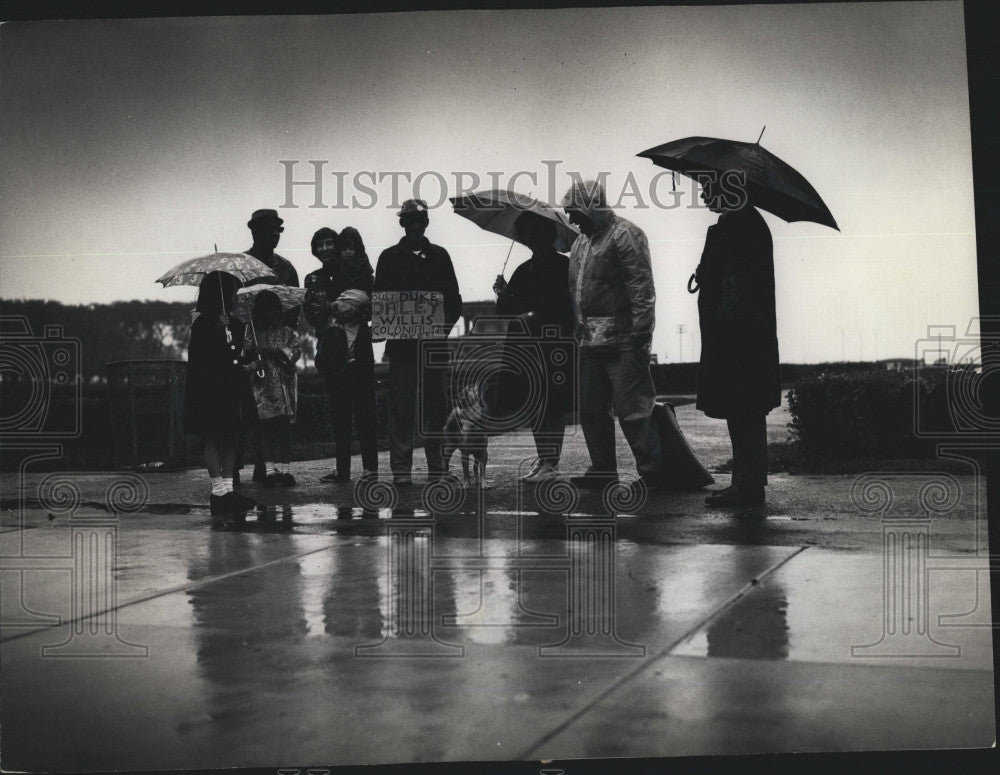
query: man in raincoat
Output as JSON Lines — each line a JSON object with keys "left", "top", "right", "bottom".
{"left": 562, "top": 179, "right": 663, "bottom": 489}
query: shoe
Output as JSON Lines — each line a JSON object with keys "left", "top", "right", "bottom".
{"left": 704, "top": 485, "right": 764, "bottom": 507}
{"left": 252, "top": 466, "right": 268, "bottom": 483}
{"left": 570, "top": 469, "right": 619, "bottom": 489}
{"left": 519, "top": 459, "right": 543, "bottom": 482}
{"left": 704, "top": 485, "right": 735, "bottom": 504}
{"left": 279, "top": 472, "right": 296, "bottom": 487}
{"left": 320, "top": 472, "right": 341, "bottom": 483}
{"left": 263, "top": 473, "right": 284, "bottom": 489}
{"left": 210, "top": 491, "right": 252, "bottom": 516}
{"left": 229, "top": 491, "right": 256, "bottom": 510}
{"left": 524, "top": 463, "right": 557, "bottom": 483}
{"left": 636, "top": 471, "right": 669, "bottom": 492}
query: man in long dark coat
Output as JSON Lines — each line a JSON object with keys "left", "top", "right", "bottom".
{"left": 695, "top": 179, "right": 781, "bottom": 507}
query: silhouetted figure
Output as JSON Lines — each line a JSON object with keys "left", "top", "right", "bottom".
{"left": 696, "top": 180, "right": 780, "bottom": 507}
{"left": 493, "top": 211, "right": 576, "bottom": 480}
{"left": 304, "top": 226, "right": 379, "bottom": 482}
{"left": 373, "top": 200, "right": 462, "bottom": 486}
{"left": 182, "top": 271, "right": 257, "bottom": 515}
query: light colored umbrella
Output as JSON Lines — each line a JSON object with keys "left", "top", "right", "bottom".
{"left": 637, "top": 132, "right": 839, "bottom": 230}
{"left": 155, "top": 252, "right": 277, "bottom": 288}
{"left": 450, "top": 189, "right": 581, "bottom": 262}
{"left": 157, "top": 252, "right": 277, "bottom": 349}
{"left": 232, "top": 283, "right": 307, "bottom": 321}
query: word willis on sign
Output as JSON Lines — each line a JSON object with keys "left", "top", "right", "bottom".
{"left": 371, "top": 290, "right": 446, "bottom": 340}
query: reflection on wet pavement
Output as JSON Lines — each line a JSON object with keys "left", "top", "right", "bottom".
{"left": 1, "top": 495, "right": 994, "bottom": 769}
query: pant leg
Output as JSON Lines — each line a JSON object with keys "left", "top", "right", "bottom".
{"left": 352, "top": 363, "right": 380, "bottom": 471}
{"left": 607, "top": 347, "right": 662, "bottom": 477}
{"left": 388, "top": 359, "right": 417, "bottom": 475}
{"left": 578, "top": 350, "right": 618, "bottom": 473}
{"left": 418, "top": 356, "right": 448, "bottom": 472}
{"left": 277, "top": 419, "right": 291, "bottom": 465}
{"left": 326, "top": 373, "right": 354, "bottom": 476}
{"left": 260, "top": 424, "right": 278, "bottom": 464}
{"left": 532, "top": 400, "right": 565, "bottom": 467}
{"left": 727, "top": 414, "right": 768, "bottom": 489}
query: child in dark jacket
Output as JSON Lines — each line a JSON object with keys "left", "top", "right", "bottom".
{"left": 182, "top": 271, "right": 258, "bottom": 515}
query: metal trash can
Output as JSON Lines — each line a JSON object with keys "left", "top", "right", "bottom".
{"left": 106, "top": 360, "right": 195, "bottom": 469}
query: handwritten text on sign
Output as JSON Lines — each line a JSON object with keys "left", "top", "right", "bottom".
{"left": 371, "top": 290, "right": 446, "bottom": 339}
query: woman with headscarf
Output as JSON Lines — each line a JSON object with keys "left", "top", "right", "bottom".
{"left": 304, "top": 226, "right": 379, "bottom": 482}
{"left": 183, "top": 271, "right": 258, "bottom": 515}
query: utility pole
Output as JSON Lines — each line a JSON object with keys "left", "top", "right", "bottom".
{"left": 676, "top": 323, "right": 686, "bottom": 363}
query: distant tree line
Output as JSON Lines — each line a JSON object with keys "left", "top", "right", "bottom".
{"left": 0, "top": 298, "right": 317, "bottom": 382}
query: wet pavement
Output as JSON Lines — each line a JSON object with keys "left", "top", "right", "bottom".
{"left": 0, "top": 400, "right": 995, "bottom": 769}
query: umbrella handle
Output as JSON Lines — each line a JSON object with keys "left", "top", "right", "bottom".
{"left": 687, "top": 273, "right": 700, "bottom": 294}
{"left": 500, "top": 236, "right": 517, "bottom": 277}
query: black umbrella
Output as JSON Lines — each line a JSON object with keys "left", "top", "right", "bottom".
{"left": 637, "top": 131, "right": 839, "bottom": 230}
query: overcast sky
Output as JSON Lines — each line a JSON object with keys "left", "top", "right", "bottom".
{"left": 0, "top": 1, "right": 977, "bottom": 362}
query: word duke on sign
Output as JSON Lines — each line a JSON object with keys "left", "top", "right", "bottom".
{"left": 371, "top": 290, "right": 446, "bottom": 339}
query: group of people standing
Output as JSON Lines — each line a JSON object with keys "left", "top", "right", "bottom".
{"left": 184, "top": 175, "right": 781, "bottom": 516}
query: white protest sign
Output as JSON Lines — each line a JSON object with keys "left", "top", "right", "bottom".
{"left": 371, "top": 290, "right": 447, "bottom": 339}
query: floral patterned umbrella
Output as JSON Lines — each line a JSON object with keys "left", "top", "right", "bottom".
{"left": 231, "top": 283, "right": 307, "bottom": 321}
{"left": 155, "top": 252, "right": 277, "bottom": 288}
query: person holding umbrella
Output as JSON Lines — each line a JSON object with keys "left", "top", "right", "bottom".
{"left": 693, "top": 178, "right": 780, "bottom": 507}
{"left": 373, "top": 199, "right": 463, "bottom": 486}
{"left": 181, "top": 271, "right": 258, "bottom": 515}
{"left": 637, "top": 132, "right": 839, "bottom": 507}
{"left": 561, "top": 179, "right": 664, "bottom": 491}
{"left": 492, "top": 211, "right": 576, "bottom": 481}
{"left": 304, "top": 226, "right": 380, "bottom": 483}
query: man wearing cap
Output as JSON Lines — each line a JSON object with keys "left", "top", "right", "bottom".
{"left": 373, "top": 199, "right": 463, "bottom": 485}
{"left": 246, "top": 208, "right": 299, "bottom": 286}
{"left": 241, "top": 208, "right": 300, "bottom": 482}
{"left": 561, "top": 179, "right": 663, "bottom": 491}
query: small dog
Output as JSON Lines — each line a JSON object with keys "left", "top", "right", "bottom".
{"left": 442, "top": 384, "right": 489, "bottom": 486}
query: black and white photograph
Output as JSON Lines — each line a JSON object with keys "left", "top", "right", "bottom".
{"left": 0, "top": 0, "right": 997, "bottom": 771}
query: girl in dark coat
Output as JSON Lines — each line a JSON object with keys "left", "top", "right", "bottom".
{"left": 695, "top": 182, "right": 781, "bottom": 507}
{"left": 183, "top": 271, "right": 258, "bottom": 515}
{"left": 493, "top": 212, "right": 577, "bottom": 481}
{"left": 304, "top": 226, "right": 379, "bottom": 482}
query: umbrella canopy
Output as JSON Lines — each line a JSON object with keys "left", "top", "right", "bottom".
{"left": 450, "top": 189, "right": 581, "bottom": 253}
{"left": 637, "top": 136, "right": 838, "bottom": 230}
{"left": 231, "top": 283, "right": 307, "bottom": 321}
{"left": 155, "top": 252, "right": 278, "bottom": 288}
